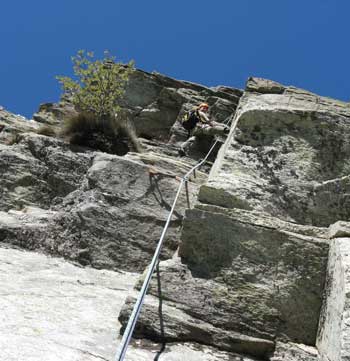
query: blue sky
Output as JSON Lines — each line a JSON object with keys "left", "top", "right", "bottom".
{"left": 1, "top": 0, "right": 349, "bottom": 118}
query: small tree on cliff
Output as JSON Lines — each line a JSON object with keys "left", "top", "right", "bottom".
{"left": 56, "top": 50, "right": 140, "bottom": 154}
{"left": 57, "top": 50, "right": 134, "bottom": 118}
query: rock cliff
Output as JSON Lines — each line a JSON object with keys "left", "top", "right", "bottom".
{"left": 1, "top": 71, "right": 350, "bottom": 360}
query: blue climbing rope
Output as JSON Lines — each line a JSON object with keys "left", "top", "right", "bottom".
{"left": 115, "top": 111, "right": 239, "bottom": 361}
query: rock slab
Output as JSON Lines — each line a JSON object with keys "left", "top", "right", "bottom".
{"left": 0, "top": 245, "right": 260, "bottom": 361}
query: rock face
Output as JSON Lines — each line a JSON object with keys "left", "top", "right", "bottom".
{"left": 0, "top": 134, "right": 91, "bottom": 211}
{"left": 317, "top": 221, "right": 350, "bottom": 361}
{"left": 2, "top": 72, "right": 350, "bottom": 360}
{"left": 119, "top": 77, "right": 350, "bottom": 360}
{"left": 0, "top": 245, "right": 139, "bottom": 361}
{"left": 271, "top": 342, "right": 319, "bottom": 361}
{"left": 180, "top": 206, "right": 328, "bottom": 345}
{"left": 1, "top": 245, "right": 250, "bottom": 361}
{"left": 33, "top": 69, "right": 241, "bottom": 142}
{"left": 0, "top": 134, "right": 203, "bottom": 271}
{"left": 0, "top": 69, "right": 242, "bottom": 273}
{"left": 33, "top": 98, "right": 76, "bottom": 125}
{"left": 120, "top": 206, "right": 328, "bottom": 358}
{"left": 121, "top": 70, "right": 241, "bottom": 140}
{"left": 0, "top": 108, "right": 39, "bottom": 143}
{"left": 201, "top": 83, "right": 350, "bottom": 227}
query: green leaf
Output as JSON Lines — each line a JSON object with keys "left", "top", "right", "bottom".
{"left": 56, "top": 50, "right": 135, "bottom": 119}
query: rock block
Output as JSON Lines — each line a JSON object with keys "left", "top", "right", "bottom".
{"left": 201, "top": 90, "right": 350, "bottom": 227}
{"left": 328, "top": 221, "right": 350, "bottom": 239}
{"left": 317, "top": 237, "right": 350, "bottom": 360}
{"left": 178, "top": 205, "right": 328, "bottom": 346}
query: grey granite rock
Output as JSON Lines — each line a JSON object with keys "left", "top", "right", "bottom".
{"left": 201, "top": 89, "right": 350, "bottom": 227}
{"left": 317, "top": 237, "right": 350, "bottom": 361}
{"left": 4, "top": 72, "right": 350, "bottom": 360}
{"left": 0, "top": 133, "right": 206, "bottom": 272}
{"left": 118, "top": 77, "right": 350, "bottom": 360}
{"left": 120, "top": 291, "right": 273, "bottom": 359}
{"left": 123, "top": 71, "right": 239, "bottom": 141}
{"left": 246, "top": 77, "right": 285, "bottom": 94}
{"left": 0, "top": 133, "right": 91, "bottom": 211}
{"left": 184, "top": 206, "right": 327, "bottom": 344}
{"left": 33, "top": 100, "right": 76, "bottom": 125}
{"left": 33, "top": 68, "right": 241, "bottom": 142}
{"left": 328, "top": 220, "right": 350, "bottom": 239}
{"left": 0, "top": 246, "right": 250, "bottom": 361}
{"left": 0, "top": 108, "right": 39, "bottom": 144}
{"left": 0, "top": 245, "right": 139, "bottom": 361}
{"left": 270, "top": 342, "right": 319, "bottom": 360}
{"left": 119, "top": 205, "right": 328, "bottom": 358}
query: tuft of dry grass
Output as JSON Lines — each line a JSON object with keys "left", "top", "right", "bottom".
{"left": 114, "top": 111, "right": 142, "bottom": 153}
{"left": 61, "top": 112, "right": 142, "bottom": 155}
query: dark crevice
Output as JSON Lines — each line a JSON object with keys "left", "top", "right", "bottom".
{"left": 153, "top": 262, "right": 166, "bottom": 360}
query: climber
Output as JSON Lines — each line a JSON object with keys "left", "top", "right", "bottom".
{"left": 179, "top": 102, "right": 229, "bottom": 156}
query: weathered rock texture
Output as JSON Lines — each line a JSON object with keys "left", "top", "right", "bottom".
{"left": 0, "top": 245, "right": 252, "bottom": 361}
{"left": 33, "top": 69, "right": 241, "bottom": 142}
{"left": 121, "top": 70, "right": 241, "bottom": 140}
{"left": 0, "top": 108, "right": 39, "bottom": 143}
{"left": 119, "top": 77, "right": 350, "bottom": 360}
{"left": 0, "top": 69, "right": 242, "bottom": 274}
{"left": 0, "top": 134, "right": 203, "bottom": 271}
{"left": 201, "top": 78, "right": 350, "bottom": 227}
{"left": 33, "top": 97, "right": 76, "bottom": 125}
{"left": 317, "top": 222, "right": 350, "bottom": 361}
{"left": 180, "top": 206, "right": 328, "bottom": 345}
{"left": 120, "top": 206, "right": 328, "bottom": 358}
{"left": 2, "top": 72, "right": 350, "bottom": 360}
{"left": 271, "top": 342, "right": 319, "bottom": 361}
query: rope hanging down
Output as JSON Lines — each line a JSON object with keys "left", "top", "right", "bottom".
{"left": 115, "top": 111, "right": 240, "bottom": 361}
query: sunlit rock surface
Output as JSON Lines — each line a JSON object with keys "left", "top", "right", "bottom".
{"left": 2, "top": 73, "right": 350, "bottom": 360}
{"left": 120, "top": 77, "right": 350, "bottom": 360}
{"left": 0, "top": 246, "right": 258, "bottom": 361}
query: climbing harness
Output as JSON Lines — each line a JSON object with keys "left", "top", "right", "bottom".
{"left": 115, "top": 111, "right": 240, "bottom": 361}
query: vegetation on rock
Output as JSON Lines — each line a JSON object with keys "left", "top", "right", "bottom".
{"left": 57, "top": 50, "right": 134, "bottom": 118}
{"left": 61, "top": 112, "right": 141, "bottom": 155}
{"left": 57, "top": 50, "right": 140, "bottom": 154}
